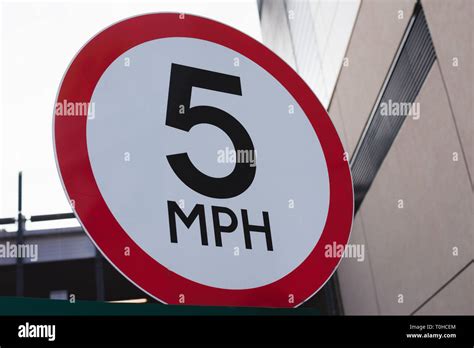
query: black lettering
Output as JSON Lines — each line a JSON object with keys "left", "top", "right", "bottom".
{"left": 168, "top": 201, "right": 208, "bottom": 245}
{"left": 212, "top": 206, "right": 238, "bottom": 247}
{"left": 241, "top": 209, "right": 273, "bottom": 251}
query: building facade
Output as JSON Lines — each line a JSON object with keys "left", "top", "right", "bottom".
{"left": 259, "top": 0, "right": 473, "bottom": 315}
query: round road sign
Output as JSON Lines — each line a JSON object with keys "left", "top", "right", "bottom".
{"left": 54, "top": 13, "right": 353, "bottom": 307}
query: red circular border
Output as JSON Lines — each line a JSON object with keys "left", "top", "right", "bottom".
{"left": 54, "top": 13, "right": 353, "bottom": 307}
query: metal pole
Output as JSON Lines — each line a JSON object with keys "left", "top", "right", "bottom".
{"left": 95, "top": 249, "right": 105, "bottom": 301}
{"left": 16, "top": 171, "right": 25, "bottom": 297}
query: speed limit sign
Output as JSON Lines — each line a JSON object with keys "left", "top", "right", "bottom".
{"left": 54, "top": 13, "right": 353, "bottom": 307}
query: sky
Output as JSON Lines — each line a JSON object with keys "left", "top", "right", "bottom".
{"left": 0, "top": 0, "right": 261, "bottom": 231}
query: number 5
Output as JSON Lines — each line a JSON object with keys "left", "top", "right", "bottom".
{"left": 166, "top": 63, "right": 256, "bottom": 198}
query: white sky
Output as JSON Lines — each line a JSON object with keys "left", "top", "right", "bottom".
{"left": 0, "top": 0, "right": 261, "bottom": 231}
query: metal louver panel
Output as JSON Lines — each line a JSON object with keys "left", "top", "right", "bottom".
{"left": 350, "top": 5, "right": 436, "bottom": 212}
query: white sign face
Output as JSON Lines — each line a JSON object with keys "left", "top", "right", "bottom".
{"left": 87, "top": 37, "right": 330, "bottom": 289}
{"left": 54, "top": 13, "right": 353, "bottom": 307}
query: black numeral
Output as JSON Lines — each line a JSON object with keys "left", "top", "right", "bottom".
{"left": 166, "top": 63, "right": 256, "bottom": 198}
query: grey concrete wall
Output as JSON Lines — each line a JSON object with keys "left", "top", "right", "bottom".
{"left": 337, "top": 0, "right": 473, "bottom": 315}
{"left": 422, "top": 0, "right": 473, "bottom": 188}
{"left": 340, "top": 63, "right": 473, "bottom": 315}
{"left": 328, "top": 0, "right": 416, "bottom": 154}
{"left": 416, "top": 263, "right": 473, "bottom": 315}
